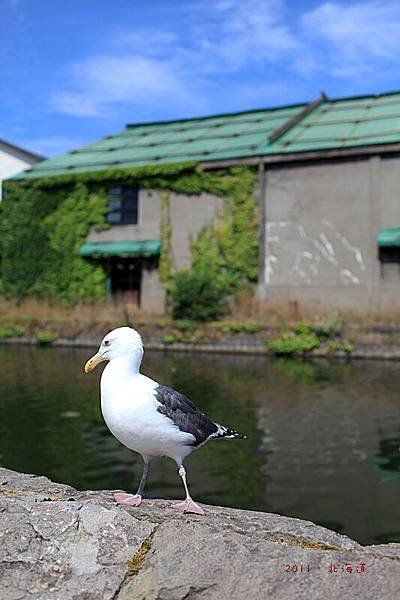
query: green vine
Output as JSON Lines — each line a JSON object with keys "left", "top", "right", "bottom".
{"left": 159, "top": 191, "right": 174, "bottom": 285}
{"left": 190, "top": 166, "right": 258, "bottom": 294}
{"left": 1, "top": 162, "right": 259, "bottom": 306}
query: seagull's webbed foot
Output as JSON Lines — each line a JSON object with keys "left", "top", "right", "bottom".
{"left": 170, "top": 498, "right": 205, "bottom": 515}
{"left": 113, "top": 492, "right": 143, "bottom": 507}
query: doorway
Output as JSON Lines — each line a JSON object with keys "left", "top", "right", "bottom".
{"left": 109, "top": 257, "right": 142, "bottom": 305}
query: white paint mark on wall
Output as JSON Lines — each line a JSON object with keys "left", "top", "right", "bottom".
{"left": 322, "top": 218, "right": 366, "bottom": 271}
{"left": 340, "top": 269, "right": 360, "bottom": 284}
{"left": 265, "top": 218, "right": 366, "bottom": 287}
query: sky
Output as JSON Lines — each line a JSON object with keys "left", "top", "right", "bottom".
{"left": 1, "top": 0, "right": 400, "bottom": 158}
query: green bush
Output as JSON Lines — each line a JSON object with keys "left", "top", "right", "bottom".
{"left": 171, "top": 270, "right": 227, "bottom": 322}
{"left": 293, "top": 322, "right": 313, "bottom": 335}
{"left": 175, "top": 319, "right": 196, "bottom": 332}
{"left": 36, "top": 331, "right": 56, "bottom": 346}
{"left": 266, "top": 333, "right": 320, "bottom": 355}
{"left": 293, "top": 319, "right": 342, "bottom": 339}
{"left": 0, "top": 325, "right": 24, "bottom": 338}
{"left": 326, "top": 340, "right": 354, "bottom": 354}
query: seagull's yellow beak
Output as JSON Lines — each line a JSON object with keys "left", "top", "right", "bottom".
{"left": 84, "top": 352, "right": 105, "bottom": 373}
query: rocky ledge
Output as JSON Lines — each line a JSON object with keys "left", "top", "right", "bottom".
{"left": 1, "top": 468, "right": 399, "bottom": 600}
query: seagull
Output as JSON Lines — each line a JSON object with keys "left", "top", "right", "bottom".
{"left": 84, "top": 326, "right": 245, "bottom": 515}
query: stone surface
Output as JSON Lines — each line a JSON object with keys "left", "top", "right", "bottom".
{"left": 1, "top": 467, "right": 399, "bottom": 599}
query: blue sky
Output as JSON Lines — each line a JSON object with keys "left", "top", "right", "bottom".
{"left": 2, "top": 0, "right": 400, "bottom": 157}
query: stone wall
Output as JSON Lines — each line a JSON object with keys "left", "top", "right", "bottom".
{"left": 1, "top": 467, "right": 399, "bottom": 599}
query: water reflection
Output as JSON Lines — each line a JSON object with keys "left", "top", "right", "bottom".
{"left": 1, "top": 345, "right": 400, "bottom": 545}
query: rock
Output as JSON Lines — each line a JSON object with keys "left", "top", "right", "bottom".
{"left": 0, "top": 467, "right": 399, "bottom": 599}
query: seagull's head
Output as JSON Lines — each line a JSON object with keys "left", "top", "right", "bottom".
{"left": 84, "top": 326, "right": 143, "bottom": 373}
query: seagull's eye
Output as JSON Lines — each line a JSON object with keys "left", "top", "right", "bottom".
{"left": 104, "top": 340, "right": 111, "bottom": 347}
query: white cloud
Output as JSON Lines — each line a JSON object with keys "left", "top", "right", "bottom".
{"left": 51, "top": 54, "right": 201, "bottom": 118}
{"left": 302, "top": 1, "right": 400, "bottom": 77}
{"left": 192, "top": 0, "right": 299, "bottom": 70}
{"left": 50, "top": 0, "right": 400, "bottom": 119}
{"left": 51, "top": 0, "right": 302, "bottom": 118}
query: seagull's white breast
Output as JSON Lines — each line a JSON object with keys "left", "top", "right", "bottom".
{"left": 100, "top": 362, "right": 195, "bottom": 461}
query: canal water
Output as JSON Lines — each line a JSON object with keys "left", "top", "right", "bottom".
{"left": 1, "top": 345, "right": 400, "bottom": 545}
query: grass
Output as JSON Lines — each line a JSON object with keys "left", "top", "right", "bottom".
{"left": 230, "top": 290, "right": 400, "bottom": 328}
{"left": 0, "top": 298, "right": 164, "bottom": 339}
{"left": 0, "top": 295, "right": 398, "bottom": 351}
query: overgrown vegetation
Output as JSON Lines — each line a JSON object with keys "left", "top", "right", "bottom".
{"left": 266, "top": 316, "right": 353, "bottom": 357}
{"left": 1, "top": 163, "right": 258, "bottom": 309}
{"left": 1, "top": 182, "right": 108, "bottom": 304}
{"left": 212, "top": 321, "right": 262, "bottom": 334}
{"left": 266, "top": 333, "right": 321, "bottom": 355}
{"left": 36, "top": 330, "right": 57, "bottom": 346}
{"left": 170, "top": 166, "right": 258, "bottom": 320}
{"left": 0, "top": 325, "right": 24, "bottom": 338}
{"left": 171, "top": 269, "right": 228, "bottom": 321}
{"left": 158, "top": 191, "right": 174, "bottom": 285}
{"left": 326, "top": 340, "right": 354, "bottom": 354}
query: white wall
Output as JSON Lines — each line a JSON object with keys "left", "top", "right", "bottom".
{"left": 0, "top": 146, "right": 39, "bottom": 199}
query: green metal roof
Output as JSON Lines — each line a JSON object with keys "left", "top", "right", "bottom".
{"left": 11, "top": 104, "right": 305, "bottom": 179}
{"left": 79, "top": 240, "right": 160, "bottom": 258}
{"left": 377, "top": 228, "right": 400, "bottom": 247}
{"left": 268, "top": 91, "right": 400, "bottom": 155}
{"left": 12, "top": 90, "right": 400, "bottom": 180}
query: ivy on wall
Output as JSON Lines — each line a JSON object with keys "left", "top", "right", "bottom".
{"left": 189, "top": 166, "right": 258, "bottom": 294}
{"left": 1, "top": 182, "right": 108, "bottom": 303}
{"left": 1, "top": 163, "right": 258, "bottom": 305}
{"left": 158, "top": 191, "right": 174, "bottom": 285}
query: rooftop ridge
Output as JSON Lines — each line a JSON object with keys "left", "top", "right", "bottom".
{"left": 268, "top": 92, "right": 327, "bottom": 144}
{"left": 328, "top": 89, "right": 400, "bottom": 103}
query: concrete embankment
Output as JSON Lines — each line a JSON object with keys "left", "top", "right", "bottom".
{"left": 2, "top": 334, "right": 400, "bottom": 360}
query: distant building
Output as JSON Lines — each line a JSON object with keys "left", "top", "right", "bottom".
{"left": 0, "top": 139, "right": 44, "bottom": 199}
{"left": 8, "top": 90, "right": 400, "bottom": 311}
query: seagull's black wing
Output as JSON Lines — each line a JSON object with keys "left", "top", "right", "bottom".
{"left": 155, "top": 384, "right": 218, "bottom": 446}
{"left": 155, "top": 384, "right": 245, "bottom": 447}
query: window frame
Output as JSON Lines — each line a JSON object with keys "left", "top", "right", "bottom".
{"left": 107, "top": 186, "right": 139, "bottom": 226}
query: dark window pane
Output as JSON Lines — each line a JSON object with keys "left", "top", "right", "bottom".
{"left": 107, "top": 186, "right": 138, "bottom": 225}
{"left": 121, "top": 210, "right": 137, "bottom": 224}
{"left": 109, "top": 187, "right": 123, "bottom": 195}
{"left": 109, "top": 198, "right": 122, "bottom": 210}
{"left": 122, "top": 197, "right": 137, "bottom": 209}
{"left": 108, "top": 211, "right": 122, "bottom": 224}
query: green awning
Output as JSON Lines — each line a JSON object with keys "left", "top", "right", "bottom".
{"left": 377, "top": 229, "right": 400, "bottom": 247}
{"left": 79, "top": 240, "right": 160, "bottom": 258}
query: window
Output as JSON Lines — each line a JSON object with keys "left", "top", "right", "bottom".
{"left": 107, "top": 187, "right": 138, "bottom": 225}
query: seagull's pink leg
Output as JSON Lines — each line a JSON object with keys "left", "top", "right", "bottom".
{"left": 171, "top": 497, "right": 205, "bottom": 515}
{"left": 113, "top": 457, "right": 150, "bottom": 508}
{"left": 170, "top": 465, "right": 205, "bottom": 515}
{"left": 114, "top": 492, "right": 142, "bottom": 506}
